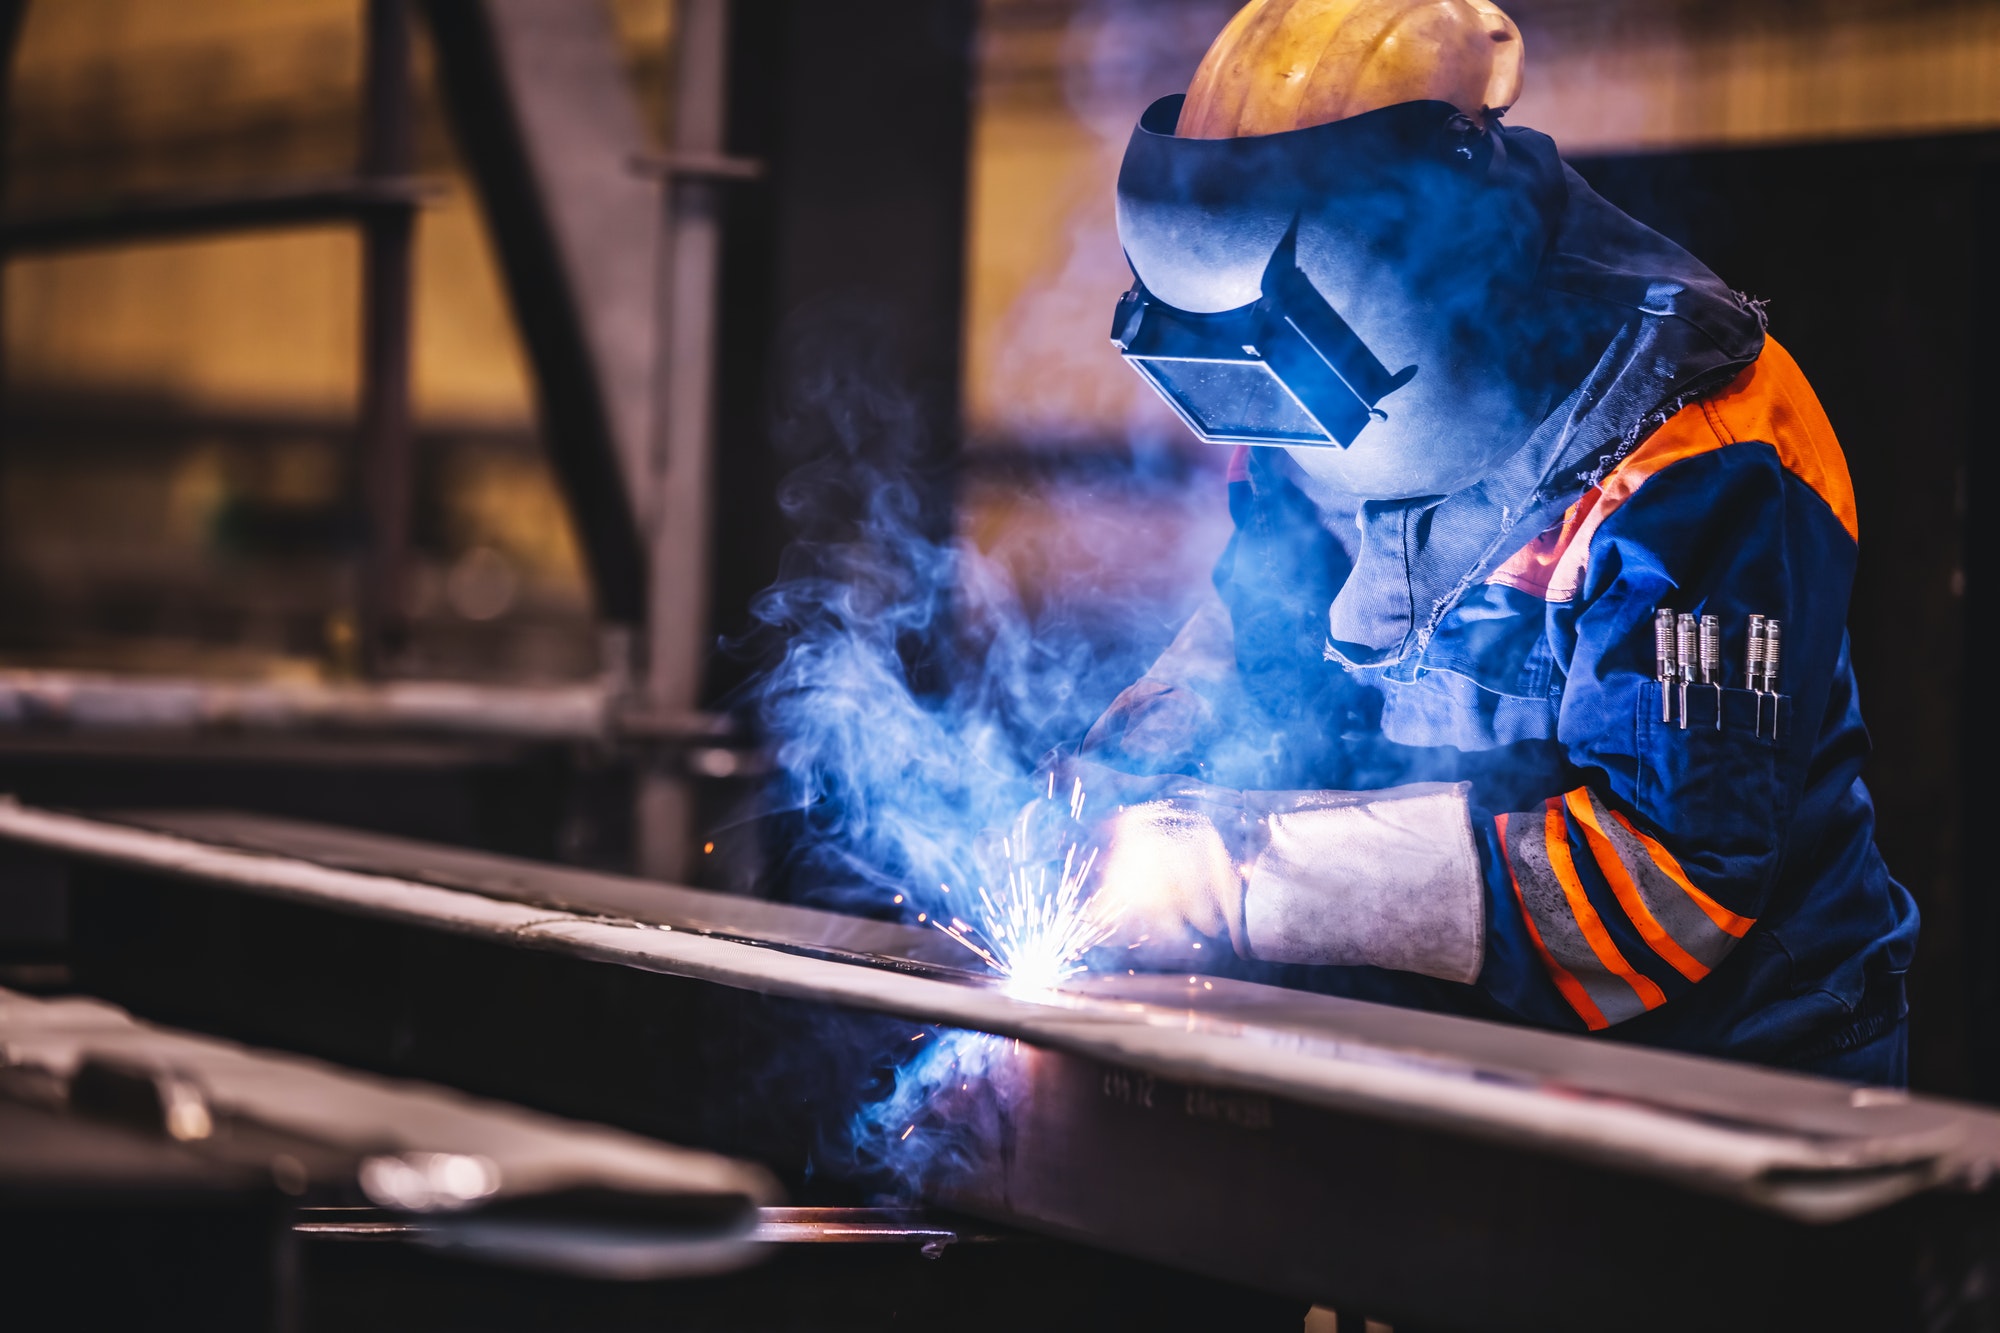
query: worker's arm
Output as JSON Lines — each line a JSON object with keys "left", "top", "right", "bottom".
{"left": 1095, "top": 776, "right": 1487, "bottom": 981}
{"left": 1237, "top": 782, "right": 1487, "bottom": 980}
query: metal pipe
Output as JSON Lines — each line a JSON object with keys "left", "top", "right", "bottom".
{"left": 0, "top": 668, "right": 750, "bottom": 755}
{"left": 639, "top": 0, "right": 733, "bottom": 881}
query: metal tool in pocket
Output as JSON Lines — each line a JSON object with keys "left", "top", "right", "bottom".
{"left": 1699, "top": 614, "right": 1723, "bottom": 730}
{"left": 1654, "top": 608, "right": 1677, "bottom": 723}
{"left": 1745, "top": 615, "right": 1783, "bottom": 739}
{"left": 1675, "top": 613, "right": 1700, "bottom": 730}
{"left": 1757, "top": 618, "right": 1782, "bottom": 739}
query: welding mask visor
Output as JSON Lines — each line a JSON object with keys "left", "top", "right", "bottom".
{"left": 1112, "top": 95, "right": 1557, "bottom": 482}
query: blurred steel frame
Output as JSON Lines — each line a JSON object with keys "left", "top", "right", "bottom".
{"left": 357, "top": 0, "right": 419, "bottom": 674}
{"left": 636, "top": 0, "right": 735, "bottom": 881}
{"left": 0, "top": 0, "right": 429, "bottom": 675}
{"left": 0, "top": 178, "right": 432, "bottom": 253}
{"left": 415, "top": 0, "right": 655, "bottom": 631}
{"left": 418, "top": 0, "right": 717, "bottom": 878}
{"left": 0, "top": 0, "right": 662, "bottom": 658}
{"left": 8, "top": 800, "right": 2000, "bottom": 1331}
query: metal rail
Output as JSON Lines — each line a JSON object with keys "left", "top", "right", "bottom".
{"left": 0, "top": 177, "right": 433, "bottom": 253}
{"left": 5, "top": 799, "right": 1998, "bottom": 1329}
{"left": 0, "top": 669, "right": 746, "bottom": 754}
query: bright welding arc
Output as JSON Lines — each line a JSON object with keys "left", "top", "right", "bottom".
{"left": 930, "top": 781, "right": 1122, "bottom": 993}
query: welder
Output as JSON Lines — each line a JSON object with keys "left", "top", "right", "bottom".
{"left": 1084, "top": 0, "right": 1918, "bottom": 1082}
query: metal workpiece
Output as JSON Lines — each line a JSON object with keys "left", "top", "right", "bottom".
{"left": 2, "top": 798, "right": 1989, "bottom": 1202}
{"left": 296, "top": 1202, "right": 1299, "bottom": 1333}
{"left": 0, "top": 984, "right": 780, "bottom": 1281}
{"left": 296, "top": 1203, "right": 994, "bottom": 1248}
{"left": 0, "top": 797, "right": 1944, "bottom": 1214}
{"left": 0, "top": 1094, "right": 292, "bottom": 1333}
{"left": 8, "top": 800, "right": 2000, "bottom": 1329}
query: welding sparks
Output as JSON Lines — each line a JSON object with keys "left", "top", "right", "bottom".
{"left": 930, "top": 777, "right": 1121, "bottom": 994}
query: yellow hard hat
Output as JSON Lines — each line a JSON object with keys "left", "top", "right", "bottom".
{"left": 1178, "top": 0, "right": 1524, "bottom": 140}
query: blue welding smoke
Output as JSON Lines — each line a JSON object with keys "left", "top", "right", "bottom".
{"left": 843, "top": 1028, "right": 1015, "bottom": 1199}
{"left": 740, "top": 0, "right": 1234, "bottom": 931}
{"left": 734, "top": 0, "right": 1235, "bottom": 1192}
{"left": 741, "top": 297, "right": 1199, "bottom": 927}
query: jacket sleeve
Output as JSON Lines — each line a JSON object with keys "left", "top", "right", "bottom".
{"left": 1081, "top": 590, "right": 1242, "bottom": 775}
{"left": 1478, "top": 440, "right": 1856, "bottom": 1031}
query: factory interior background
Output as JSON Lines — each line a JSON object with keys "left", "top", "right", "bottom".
{"left": 2, "top": 1, "right": 1999, "bottom": 1328}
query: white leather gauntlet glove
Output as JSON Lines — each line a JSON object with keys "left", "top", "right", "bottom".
{"left": 1094, "top": 778, "right": 1486, "bottom": 984}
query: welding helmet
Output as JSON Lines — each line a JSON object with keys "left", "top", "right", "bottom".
{"left": 1112, "top": 96, "right": 1563, "bottom": 498}
{"left": 1111, "top": 0, "right": 1563, "bottom": 499}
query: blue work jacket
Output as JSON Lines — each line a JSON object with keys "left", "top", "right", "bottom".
{"left": 1097, "top": 145, "right": 1919, "bottom": 1074}
{"left": 1196, "top": 338, "right": 1918, "bottom": 1074}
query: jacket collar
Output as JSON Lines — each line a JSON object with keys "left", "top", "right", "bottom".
{"left": 1317, "top": 142, "right": 1767, "bottom": 669}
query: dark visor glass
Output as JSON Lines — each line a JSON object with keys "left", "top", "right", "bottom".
{"left": 1111, "top": 97, "right": 1468, "bottom": 448}
{"left": 1110, "top": 231, "right": 1417, "bottom": 449}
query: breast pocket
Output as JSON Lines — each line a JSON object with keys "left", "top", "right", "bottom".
{"left": 1635, "top": 682, "right": 1791, "bottom": 859}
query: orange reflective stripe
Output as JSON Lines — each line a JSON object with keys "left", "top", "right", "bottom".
{"left": 1497, "top": 813, "right": 1609, "bottom": 1031}
{"left": 1564, "top": 788, "right": 1709, "bottom": 984}
{"left": 1607, "top": 809, "right": 1756, "bottom": 939}
{"left": 1543, "top": 801, "right": 1668, "bottom": 1011}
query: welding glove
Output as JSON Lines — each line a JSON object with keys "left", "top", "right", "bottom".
{"left": 1090, "top": 772, "right": 1487, "bottom": 985}
{"left": 1093, "top": 781, "right": 1254, "bottom": 966}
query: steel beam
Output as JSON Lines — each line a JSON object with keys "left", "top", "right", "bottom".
{"left": 0, "top": 177, "right": 430, "bottom": 254}
{"left": 417, "top": 0, "right": 652, "bottom": 627}
{"left": 636, "top": 0, "right": 733, "bottom": 882}
{"left": 357, "top": 0, "right": 419, "bottom": 673}
{"left": 5, "top": 801, "right": 2000, "bottom": 1329}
